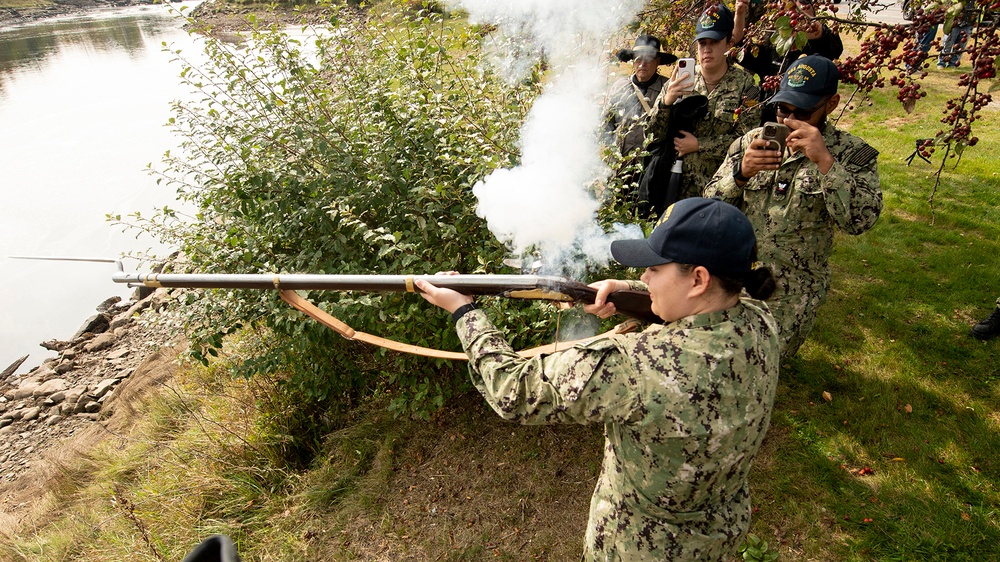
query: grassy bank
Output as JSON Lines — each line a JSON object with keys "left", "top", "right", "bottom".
{"left": 2, "top": 29, "right": 999, "bottom": 562}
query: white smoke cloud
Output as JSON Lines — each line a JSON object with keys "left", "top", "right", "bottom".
{"left": 446, "top": 0, "right": 647, "bottom": 277}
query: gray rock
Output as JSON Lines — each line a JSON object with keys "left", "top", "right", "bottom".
{"left": 71, "top": 333, "right": 94, "bottom": 346}
{"left": 60, "top": 388, "right": 86, "bottom": 415}
{"left": 33, "top": 378, "right": 69, "bottom": 398}
{"left": 91, "top": 379, "right": 117, "bottom": 400}
{"left": 72, "top": 313, "right": 110, "bottom": 339}
{"left": 54, "top": 360, "right": 75, "bottom": 374}
{"left": 0, "top": 418, "right": 11, "bottom": 429}
{"left": 124, "top": 297, "right": 151, "bottom": 317}
{"left": 10, "top": 379, "right": 41, "bottom": 400}
{"left": 20, "top": 407, "right": 41, "bottom": 422}
{"left": 96, "top": 295, "right": 122, "bottom": 313}
{"left": 47, "top": 391, "right": 67, "bottom": 404}
{"left": 150, "top": 288, "right": 171, "bottom": 311}
{"left": 83, "top": 401, "right": 101, "bottom": 413}
{"left": 106, "top": 348, "right": 130, "bottom": 361}
{"left": 109, "top": 314, "right": 132, "bottom": 332}
{"left": 84, "top": 332, "right": 116, "bottom": 352}
{"left": 1, "top": 355, "right": 28, "bottom": 381}
{"left": 40, "top": 339, "right": 70, "bottom": 351}
{"left": 45, "top": 414, "right": 63, "bottom": 425}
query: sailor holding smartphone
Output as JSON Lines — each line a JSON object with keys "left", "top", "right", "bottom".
{"left": 644, "top": 3, "right": 760, "bottom": 202}
{"left": 704, "top": 55, "right": 882, "bottom": 360}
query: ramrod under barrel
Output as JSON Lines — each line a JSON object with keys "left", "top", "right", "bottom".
{"left": 112, "top": 272, "right": 659, "bottom": 324}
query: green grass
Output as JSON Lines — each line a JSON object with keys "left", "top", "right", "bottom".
{"left": 745, "top": 67, "right": 1000, "bottom": 560}
{"left": 2, "top": 32, "right": 1000, "bottom": 562}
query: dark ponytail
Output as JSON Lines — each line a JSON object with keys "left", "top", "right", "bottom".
{"left": 742, "top": 266, "right": 776, "bottom": 300}
{"left": 711, "top": 242, "right": 776, "bottom": 300}
{"left": 712, "top": 265, "right": 775, "bottom": 300}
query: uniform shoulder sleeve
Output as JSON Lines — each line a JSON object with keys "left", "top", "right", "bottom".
{"left": 456, "top": 310, "right": 643, "bottom": 425}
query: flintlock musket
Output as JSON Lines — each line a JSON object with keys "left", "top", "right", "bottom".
{"left": 10, "top": 256, "right": 657, "bottom": 359}
{"left": 108, "top": 270, "right": 658, "bottom": 324}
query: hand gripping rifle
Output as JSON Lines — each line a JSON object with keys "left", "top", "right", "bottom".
{"left": 12, "top": 257, "right": 656, "bottom": 360}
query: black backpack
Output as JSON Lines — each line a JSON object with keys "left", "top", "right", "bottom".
{"left": 635, "top": 94, "right": 709, "bottom": 219}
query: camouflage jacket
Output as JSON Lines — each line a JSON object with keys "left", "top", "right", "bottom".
{"left": 604, "top": 74, "right": 668, "bottom": 156}
{"left": 703, "top": 123, "right": 882, "bottom": 358}
{"left": 455, "top": 300, "right": 779, "bottom": 561}
{"left": 645, "top": 64, "right": 760, "bottom": 200}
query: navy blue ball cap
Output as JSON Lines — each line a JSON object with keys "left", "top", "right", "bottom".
{"left": 611, "top": 198, "right": 756, "bottom": 275}
{"left": 695, "top": 4, "right": 735, "bottom": 41}
{"left": 771, "top": 55, "right": 840, "bottom": 109}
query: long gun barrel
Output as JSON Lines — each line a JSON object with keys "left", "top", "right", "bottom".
{"left": 112, "top": 271, "right": 659, "bottom": 324}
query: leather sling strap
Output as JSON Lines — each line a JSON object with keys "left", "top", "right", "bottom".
{"left": 278, "top": 289, "right": 639, "bottom": 361}
{"left": 631, "top": 80, "right": 654, "bottom": 116}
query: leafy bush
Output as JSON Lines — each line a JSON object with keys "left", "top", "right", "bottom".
{"left": 126, "top": 5, "right": 565, "bottom": 422}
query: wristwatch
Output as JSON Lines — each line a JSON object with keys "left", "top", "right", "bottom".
{"left": 452, "top": 302, "right": 478, "bottom": 323}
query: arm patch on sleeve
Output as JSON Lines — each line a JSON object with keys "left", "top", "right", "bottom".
{"left": 848, "top": 144, "right": 879, "bottom": 168}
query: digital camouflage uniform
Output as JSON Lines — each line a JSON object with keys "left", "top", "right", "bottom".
{"left": 644, "top": 64, "right": 760, "bottom": 201}
{"left": 605, "top": 74, "right": 669, "bottom": 157}
{"left": 704, "top": 122, "right": 882, "bottom": 359}
{"left": 455, "top": 298, "right": 779, "bottom": 561}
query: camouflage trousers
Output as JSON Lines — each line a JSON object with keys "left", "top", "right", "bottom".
{"left": 582, "top": 483, "right": 750, "bottom": 561}
{"left": 768, "top": 273, "right": 829, "bottom": 360}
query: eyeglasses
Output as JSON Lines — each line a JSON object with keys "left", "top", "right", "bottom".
{"left": 774, "top": 98, "right": 829, "bottom": 120}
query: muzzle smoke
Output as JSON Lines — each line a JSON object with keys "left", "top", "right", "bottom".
{"left": 444, "top": 0, "right": 646, "bottom": 279}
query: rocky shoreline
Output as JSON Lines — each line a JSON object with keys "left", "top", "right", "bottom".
{"left": 0, "top": 0, "right": 159, "bottom": 30}
{"left": 0, "top": 286, "right": 182, "bottom": 534}
{"left": 0, "top": 0, "right": 333, "bottom": 536}
{"left": 1, "top": 0, "right": 339, "bottom": 33}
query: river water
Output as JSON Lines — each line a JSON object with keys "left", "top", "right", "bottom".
{"left": 0, "top": 5, "right": 201, "bottom": 374}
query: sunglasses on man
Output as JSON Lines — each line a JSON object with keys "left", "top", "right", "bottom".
{"left": 773, "top": 96, "right": 830, "bottom": 120}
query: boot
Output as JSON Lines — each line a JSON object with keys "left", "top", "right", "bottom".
{"left": 971, "top": 307, "right": 1000, "bottom": 340}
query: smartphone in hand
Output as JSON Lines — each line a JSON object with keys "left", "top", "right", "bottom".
{"left": 675, "top": 58, "right": 695, "bottom": 84}
{"left": 760, "top": 122, "right": 790, "bottom": 153}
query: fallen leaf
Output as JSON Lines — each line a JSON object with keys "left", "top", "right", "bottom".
{"left": 823, "top": 391, "right": 833, "bottom": 402}
{"left": 961, "top": 512, "right": 971, "bottom": 521}
{"left": 904, "top": 404, "right": 913, "bottom": 414}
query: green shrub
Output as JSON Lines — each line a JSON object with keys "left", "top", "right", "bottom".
{"left": 128, "top": 5, "right": 556, "bottom": 421}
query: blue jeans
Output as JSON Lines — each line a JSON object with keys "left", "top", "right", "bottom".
{"left": 918, "top": 24, "right": 938, "bottom": 54}
{"left": 938, "top": 24, "right": 972, "bottom": 67}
